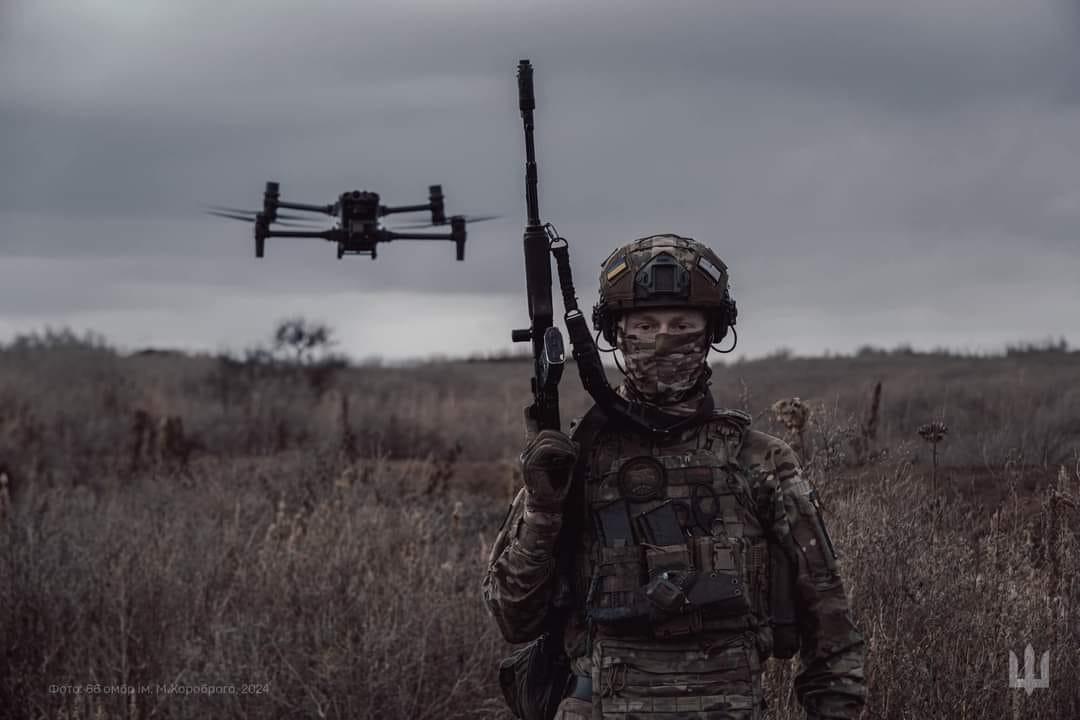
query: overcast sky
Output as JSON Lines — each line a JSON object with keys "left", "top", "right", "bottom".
{"left": 2, "top": 0, "right": 1078, "bottom": 361}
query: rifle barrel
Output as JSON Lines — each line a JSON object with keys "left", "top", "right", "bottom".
{"left": 518, "top": 60, "right": 541, "bottom": 228}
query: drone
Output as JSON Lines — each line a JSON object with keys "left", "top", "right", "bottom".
{"left": 207, "top": 182, "right": 496, "bottom": 261}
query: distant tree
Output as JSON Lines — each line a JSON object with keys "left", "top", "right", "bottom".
{"left": 272, "top": 317, "right": 337, "bottom": 366}
{"left": 265, "top": 318, "right": 349, "bottom": 398}
{"left": 1006, "top": 336, "right": 1070, "bottom": 356}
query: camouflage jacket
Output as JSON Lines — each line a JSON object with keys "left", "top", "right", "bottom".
{"left": 482, "top": 402, "right": 866, "bottom": 719}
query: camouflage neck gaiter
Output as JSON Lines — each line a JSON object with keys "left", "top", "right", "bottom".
{"left": 617, "top": 328, "right": 710, "bottom": 405}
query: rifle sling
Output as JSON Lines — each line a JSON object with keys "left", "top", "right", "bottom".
{"left": 547, "top": 404, "right": 608, "bottom": 629}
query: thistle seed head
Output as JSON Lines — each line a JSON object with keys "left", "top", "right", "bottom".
{"left": 918, "top": 421, "right": 949, "bottom": 444}
{"left": 770, "top": 397, "right": 810, "bottom": 431}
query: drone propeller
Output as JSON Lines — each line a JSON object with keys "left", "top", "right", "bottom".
{"left": 207, "top": 205, "right": 311, "bottom": 222}
{"left": 207, "top": 209, "right": 253, "bottom": 222}
{"left": 389, "top": 213, "right": 501, "bottom": 230}
{"left": 206, "top": 209, "right": 322, "bottom": 229}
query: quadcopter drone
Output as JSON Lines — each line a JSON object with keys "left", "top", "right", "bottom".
{"left": 207, "top": 182, "right": 496, "bottom": 261}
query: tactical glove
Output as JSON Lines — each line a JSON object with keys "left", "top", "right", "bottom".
{"left": 520, "top": 429, "right": 578, "bottom": 514}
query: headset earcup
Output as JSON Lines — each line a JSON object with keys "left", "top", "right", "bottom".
{"left": 711, "top": 316, "right": 726, "bottom": 344}
{"left": 711, "top": 301, "right": 736, "bottom": 344}
{"left": 593, "top": 305, "right": 615, "bottom": 345}
{"left": 604, "top": 319, "right": 617, "bottom": 345}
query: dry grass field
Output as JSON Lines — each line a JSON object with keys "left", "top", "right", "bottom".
{"left": 0, "top": 329, "right": 1078, "bottom": 719}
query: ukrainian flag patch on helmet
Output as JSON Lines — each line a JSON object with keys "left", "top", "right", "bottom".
{"left": 606, "top": 256, "right": 628, "bottom": 281}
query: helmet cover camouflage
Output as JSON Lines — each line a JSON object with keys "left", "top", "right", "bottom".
{"left": 592, "top": 234, "right": 736, "bottom": 345}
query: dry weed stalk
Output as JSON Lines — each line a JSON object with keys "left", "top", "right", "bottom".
{"left": 262, "top": 497, "right": 288, "bottom": 548}
{"left": 451, "top": 500, "right": 464, "bottom": 533}
{"left": 338, "top": 392, "right": 358, "bottom": 464}
{"left": 129, "top": 409, "right": 199, "bottom": 474}
{"left": 129, "top": 409, "right": 156, "bottom": 472}
{"left": 424, "top": 441, "right": 463, "bottom": 498}
{"left": 849, "top": 380, "right": 882, "bottom": 465}
{"left": 917, "top": 421, "right": 949, "bottom": 490}
{"left": 1043, "top": 464, "right": 1078, "bottom": 593}
{"left": 0, "top": 471, "right": 10, "bottom": 524}
{"left": 801, "top": 399, "right": 860, "bottom": 476}
{"left": 737, "top": 377, "right": 752, "bottom": 414}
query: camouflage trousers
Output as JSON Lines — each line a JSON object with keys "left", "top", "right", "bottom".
{"left": 555, "top": 633, "right": 764, "bottom": 719}
{"left": 554, "top": 697, "right": 593, "bottom": 720}
{"left": 554, "top": 697, "right": 762, "bottom": 720}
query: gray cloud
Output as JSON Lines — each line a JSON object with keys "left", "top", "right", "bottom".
{"left": 1, "top": 0, "right": 1077, "bottom": 358}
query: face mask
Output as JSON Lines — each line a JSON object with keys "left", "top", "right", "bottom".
{"left": 617, "top": 328, "right": 709, "bottom": 402}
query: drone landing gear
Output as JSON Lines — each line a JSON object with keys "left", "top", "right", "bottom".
{"left": 451, "top": 215, "right": 466, "bottom": 261}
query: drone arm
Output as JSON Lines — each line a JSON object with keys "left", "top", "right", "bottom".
{"left": 382, "top": 231, "right": 454, "bottom": 240}
{"left": 380, "top": 203, "right": 434, "bottom": 216}
{"left": 385, "top": 219, "right": 466, "bottom": 262}
{"left": 276, "top": 201, "right": 337, "bottom": 215}
{"left": 263, "top": 228, "right": 340, "bottom": 241}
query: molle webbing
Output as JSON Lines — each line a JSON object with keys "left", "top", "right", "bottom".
{"left": 583, "top": 420, "right": 765, "bottom": 639}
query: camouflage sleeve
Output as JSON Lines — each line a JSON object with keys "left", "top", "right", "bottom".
{"left": 481, "top": 487, "right": 563, "bottom": 643}
{"left": 766, "top": 443, "right": 867, "bottom": 720}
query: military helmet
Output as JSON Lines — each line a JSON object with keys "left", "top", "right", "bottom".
{"left": 592, "top": 233, "right": 737, "bottom": 345}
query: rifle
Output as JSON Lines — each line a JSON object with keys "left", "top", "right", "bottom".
{"left": 511, "top": 59, "right": 565, "bottom": 433}
{"left": 511, "top": 60, "right": 715, "bottom": 442}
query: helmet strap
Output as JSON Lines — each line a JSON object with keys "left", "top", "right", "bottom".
{"left": 612, "top": 342, "right": 629, "bottom": 376}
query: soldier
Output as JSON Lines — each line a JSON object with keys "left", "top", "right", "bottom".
{"left": 483, "top": 234, "right": 866, "bottom": 720}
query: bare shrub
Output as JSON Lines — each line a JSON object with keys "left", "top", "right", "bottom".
{"left": 804, "top": 398, "right": 860, "bottom": 477}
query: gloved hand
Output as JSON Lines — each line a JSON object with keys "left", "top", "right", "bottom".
{"left": 520, "top": 428, "right": 578, "bottom": 514}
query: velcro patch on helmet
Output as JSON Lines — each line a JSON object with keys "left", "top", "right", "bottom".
{"left": 605, "top": 256, "right": 629, "bottom": 281}
{"left": 697, "top": 256, "right": 724, "bottom": 285}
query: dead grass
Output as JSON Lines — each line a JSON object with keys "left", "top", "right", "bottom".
{"left": 1, "top": 454, "right": 510, "bottom": 719}
{"left": 0, "top": 338, "right": 1078, "bottom": 718}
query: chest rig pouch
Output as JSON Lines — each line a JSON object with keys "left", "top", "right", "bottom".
{"left": 585, "top": 413, "right": 762, "bottom": 639}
